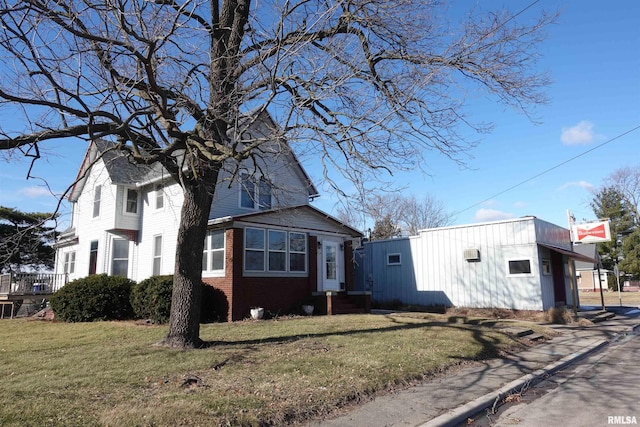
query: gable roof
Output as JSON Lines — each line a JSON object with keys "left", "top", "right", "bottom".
{"left": 208, "top": 204, "right": 363, "bottom": 238}
{"left": 68, "top": 110, "right": 319, "bottom": 201}
{"left": 572, "top": 243, "right": 600, "bottom": 269}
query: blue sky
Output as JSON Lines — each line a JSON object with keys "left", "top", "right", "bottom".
{"left": 1, "top": 0, "right": 639, "bottom": 232}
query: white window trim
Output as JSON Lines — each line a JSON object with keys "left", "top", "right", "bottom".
{"left": 387, "top": 253, "right": 402, "bottom": 266}
{"left": 202, "top": 230, "right": 226, "bottom": 277}
{"left": 506, "top": 258, "right": 534, "bottom": 277}
{"left": 110, "top": 237, "right": 130, "bottom": 277}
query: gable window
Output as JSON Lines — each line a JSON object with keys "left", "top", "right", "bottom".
{"left": 203, "top": 230, "right": 225, "bottom": 273}
{"left": 387, "top": 253, "right": 401, "bottom": 265}
{"left": 89, "top": 240, "right": 98, "bottom": 275}
{"left": 155, "top": 184, "right": 164, "bottom": 210}
{"left": 64, "top": 251, "right": 76, "bottom": 274}
{"left": 125, "top": 188, "right": 139, "bottom": 214}
{"left": 152, "top": 235, "right": 162, "bottom": 276}
{"left": 258, "top": 178, "right": 272, "bottom": 209}
{"left": 244, "top": 227, "right": 307, "bottom": 273}
{"left": 93, "top": 185, "right": 102, "bottom": 218}
{"left": 240, "top": 174, "right": 272, "bottom": 210}
{"left": 508, "top": 259, "right": 532, "bottom": 275}
{"left": 111, "top": 238, "right": 129, "bottom": 277}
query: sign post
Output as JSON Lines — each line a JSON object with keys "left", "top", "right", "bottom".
{"left": 570, "top": 218, "right": 612, "bottom": 311}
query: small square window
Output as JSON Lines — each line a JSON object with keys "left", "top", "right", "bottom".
{"left": 387, "top": 253, "right": 401, "bottom": 265}
{"left": 541, "top": 259, "right": 551, "bottom": 275}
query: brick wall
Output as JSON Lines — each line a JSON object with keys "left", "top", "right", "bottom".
{"left": 203, "top": 228, "right": 320, "bottom": 321}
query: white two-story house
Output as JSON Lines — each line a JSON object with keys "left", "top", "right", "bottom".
{"left": 54, "top": 112, "right": 363, "bottom": 320}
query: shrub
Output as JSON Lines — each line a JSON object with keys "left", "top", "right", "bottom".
{"left": 50, "top": 274, "right": 135, "bottom": 322}
{"left": 130, "top": 275, "right": 173, "bottom": 323}
{"left": 201, "top": 284, "right": 229, "bottom": 323}
{"left": 130, "top": 276, "right": 229, "bottom": 324}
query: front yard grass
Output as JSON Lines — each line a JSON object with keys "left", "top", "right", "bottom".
{"left": 0, "top": 313, "right": 548, "bottom": 426}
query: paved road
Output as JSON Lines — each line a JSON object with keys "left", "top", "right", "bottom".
{"left": 478, "top": 328, "right": 640, "bottom": 427}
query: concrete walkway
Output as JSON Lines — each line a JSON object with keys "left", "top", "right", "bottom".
{"left": 308, "top": 307, "right": 640, "bottom": 427}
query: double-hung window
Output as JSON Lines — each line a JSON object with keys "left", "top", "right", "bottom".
{"left": 289, "top": 232, "right": 307, "bottom": 272}
{"left": 111, "top": 238, "right": 129, "bottom": 277}
{"left": 155, "top": 184, "right": 164, "bottom": 210}
{"left": 202, "top": 230, "right": 225, "bottom": 273}
{"left": 152, "top": 235, "right": 162, "bottom": 276}
{"left": 64, "top": 251, "right": 76, "bottom": 274}
{"left": 268, "top": 230, "right": 286, "bottom": 271}
{"left": 244, "top": 228, "right": 266, "bottom": 271}
{"left": 240, "top": 174, "right": 272, "bottom": 210}
{"left": 93, "top": 185, "right": 102, "bottom": 218}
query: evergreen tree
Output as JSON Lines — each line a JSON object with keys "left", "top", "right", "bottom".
{"left": 0, "top": 207, "right": 57, "bottom": 273}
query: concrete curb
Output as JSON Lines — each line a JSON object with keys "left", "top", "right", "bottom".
{"left": 418, "top": 339, "right": 609, "bottom": 427}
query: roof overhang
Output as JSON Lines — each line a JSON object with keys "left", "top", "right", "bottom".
{"left": 207, "top": 205, "right": 363, "bottom": 238}
{"left": 538, "top": 243, "right": 598, "bottom": 264}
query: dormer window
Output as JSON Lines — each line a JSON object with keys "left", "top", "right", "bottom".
{"left": 240, "top": 174, "right": 272, "bottom": 210}
{"left": 125, "top": 188, "right": 139, "bottom": 214}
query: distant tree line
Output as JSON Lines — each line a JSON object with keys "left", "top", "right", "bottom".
{"left": 590, "top": 165, "right": 640, "bottom": 286}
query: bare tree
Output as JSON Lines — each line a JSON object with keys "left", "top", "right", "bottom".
{"left": 0, "top": 0, "right": 555, "bottom": 348}
{"left": 398, "top": 194, "right": 453, "bottom": 234}
{"left": 352, "top": 192, "right": 452, "bottom": 237}
{"left": 605, "top": 165, "right": 640, "bottom": 225}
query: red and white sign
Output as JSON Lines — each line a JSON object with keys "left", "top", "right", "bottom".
{"left": 572, "top": 221, "right": 611, "bottom": 243}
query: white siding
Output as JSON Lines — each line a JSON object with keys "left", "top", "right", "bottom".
{"left": 58, "top": 160, "right": 117, "bottom": 281}
{"left": 363, "top": 217, "right": 558, "bottom": 311}
{"left": 134, "top": 181, "right": 184, "bottom": 281}
{"left": 210, "top": 152, "right": 311, "bottom": 219}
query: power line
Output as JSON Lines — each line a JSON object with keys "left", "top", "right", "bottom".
{"left": 453, "top": 124, "right": 640, "bottom": 216}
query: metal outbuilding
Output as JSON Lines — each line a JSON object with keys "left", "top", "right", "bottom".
{"left": 354, "top": 216, "right": 596, "bottom": 311}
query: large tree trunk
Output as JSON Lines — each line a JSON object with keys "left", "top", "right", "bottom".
{"left": 157, "top": 174, "right": 217, "bottom": 349}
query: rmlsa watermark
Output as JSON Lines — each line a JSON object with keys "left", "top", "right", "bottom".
{"left": 608, "top": 416, "right": 638, "bottom": 425}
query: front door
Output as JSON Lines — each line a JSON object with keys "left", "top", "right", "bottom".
{"left": 551, "top": 251, "right": 566, "bottom": 306}
{"left": 322, "top": 241, "right": 341, "bottom": 291}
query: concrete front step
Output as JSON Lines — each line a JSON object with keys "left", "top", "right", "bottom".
{"left": 591, "top": 311, "right": 616, "bottom": 323}
{"left": 500, "top": 327, "right": 534, "bottom": 338}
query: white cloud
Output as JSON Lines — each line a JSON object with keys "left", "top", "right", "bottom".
{"left": 558, "top": 180, "right": 595, "bottom": 192}
{"left": 473, "top": 208, "right": 515, "bottom": 222}
{"left": 560, "top": 121, "right": 597, "bottom": 145}
{"left": 20, "top": 186, "right": 53, "bottom": 198}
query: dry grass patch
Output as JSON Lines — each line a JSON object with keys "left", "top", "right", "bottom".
{"left": 579, "top": 290, "right": 640, "bottom": 307}
{"left": 0, "top": 314, "right": 550, "bottom": 426}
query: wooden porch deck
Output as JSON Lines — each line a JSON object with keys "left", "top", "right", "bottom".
{"left": 0, "top": 273, "right": 66, "bottom": 318}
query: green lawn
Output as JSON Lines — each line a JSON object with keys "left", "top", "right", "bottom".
{"left": 0, "top": 313, "right": 547, "bottom": 426}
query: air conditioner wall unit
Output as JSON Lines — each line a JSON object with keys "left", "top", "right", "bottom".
{"left": 464, "top": 248, "right": 480, "bottom": 261}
